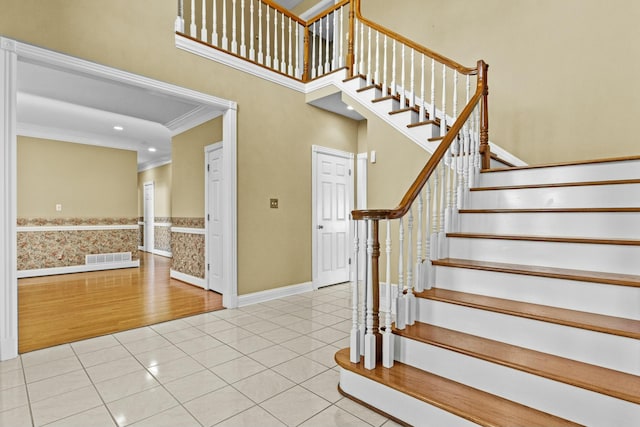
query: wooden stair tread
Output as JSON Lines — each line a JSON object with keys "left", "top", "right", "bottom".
{"left": 416, "top": 288, "right": 640, "bottom": 339}
{"left": 407, "top": 119, "right": 438, "bottom": 128}
{"left": 482, "top": 154, "right": 640, "bottom": 173}
{"left": 472, "top": 178, "right": 640, "bottom": 191}
{"left": 372, "top": 95, "right": 398, "bottom": 103}
{"left": 342, "top": 74, "right": 366, "bottom": 83}
{"left": 433, "top": 258, "right": 640, "bottom": 288}
{"left": 393, "top": 323, "right": 640, "bottom": 404}
{"left": 428, "top": 135, "right": 445, "bottom": 142}
{"left": 446, "top": 232, "right": 640, "bottom": 246}
{"left": 335, "top": 348, "right": 580, "bottom": 427}
{"left": 389, "top": 107, "right": 418, "bottom": 115}
{"left": 460, "top": 207, "right": 640, "bottom": 213}
{"left": 356, "top": 84, "right": 380, "bottom": 93}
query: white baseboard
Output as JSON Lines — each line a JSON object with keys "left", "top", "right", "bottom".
{"left": 238, "top": 281, "right": 313, "bottom": 307}
{"left": 17, "top": 260, "right": 140, "bottom": 278}
{"left": 170, "top": 269, "right": 205, "bottom": 289}
{"left": 153, "top": 249, "right": 172, "bottom": 258}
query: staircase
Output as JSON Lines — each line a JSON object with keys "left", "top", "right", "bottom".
{"left": 337, "top": 156, "right": 640, "bottom": 426}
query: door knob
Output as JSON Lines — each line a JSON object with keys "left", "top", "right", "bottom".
{"left": 318, "top": 225, "right": 324, "bottom": 229}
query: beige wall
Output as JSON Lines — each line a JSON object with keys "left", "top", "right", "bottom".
{"left": 2, "top": 0, "right": 360, "bottom": 295}
{"left": 360, "top": 0, "right": 640, "bottom": 164}
{"left": 171, "top": 119, "right": 223, "bottom": 219}
{"left": 138, "top": 163, "right": 172, "bottom": 219}
{"left": 17, "top": 137, "right": 137, "bottom": 218}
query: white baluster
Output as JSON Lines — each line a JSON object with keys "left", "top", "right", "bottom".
{"left": 311, "top": 22, "right": 317, "bottom": 78}
{"left": 382, "top": 219, "right": 394, "bottom": 368}
{"left": 287, "top": 17, "right": 293, "bottom": 76}
{"left": 382, "top": 35, "right": 388, "bottom": 96}
{"left": 430, "top": 164, "right": 440, "bottom": 262}
{"left": 350, "top": 222, "right": 361, "bottom": 363}
{"left": 409, "top": 49, "right": 415, "bottom": 107}
{"left": 273, "top": 11, "right": 279, "bottom": 70}
{"left": 175, "top": 0, "right": 185, "bottom": 33}
{"left": 338, "top": 7, "right": 344, "bottom": 68}
{"left": 364, "top": 220, "right": 376, "bottom": 370}
{"left": 406, "top": 208, "right": 415, "bottom": 326}
{"left": 420, "top": 54, "right": 425, "bottom": 120}
{"left": 190, "top": 0, "right": 197, "bottom": 37}
{"left": 444, "top": 145, "right": 453, "bottom": 237}
{"left": 295, "top": 21, "right": 300, "bottom": 78}
{"left": 396, "top": 217, "right": 406, "bottom": 330}
{"left": 439, "top": 156, "right": 448, "bottom": 257}
{"left": 281, "top": 12, "right": 286, "bottom": 73}
{"left": 240, "top": 0, "right": 246, "bottom": 56}
{"left": 325, "top": 13, "right": 331, "bottom": 72}
{"left": 415, "top": 192, "right": 423, "bottom": 292}
{"left": 440, "top": 64, "right": 447, "bottom": 137}
{"left": 249, "top": 0, "right": 255, "bottom": 60}
{"left": 430, "top": 58, "right": 436, "bottom": 122}
{"left": 257, "top": 2, "right": 263, "bottom": 63}
{"left": 353, "top": 19, "right": 359, "bottom": 75}
{"left": 222, "top": 0, "right": 228, "bottom": 50}
{"left": 212, "top": 0, "right": 218, "bottom": 46}
{"left": 359, "top": 21, "right": 364, "bottom": 76}
{"left": 424, "top": 181, "right": 434, "bottom": 289}
{"left": 374, "top": 30, "right": 380, "bottom": 85}
{"left": 265, "top": 6, "right": 271, "bottom": 67}
{"left": 366, "top": 26, "right": 372, "bottom": 85}
{"left": 400, "top": 44, "right": 406, "bottom": 107}
{"left": 390, "top": 40, "right": 396, "bottom": 96}
{"left": 318, "top": 18, "right": 324, "bottom": 76}
{"left": 332, "top": 10, "right": 338, "bottom": 70}
{"left": 200, "top": 0, "right": 208, "bottom": 42}
{"left": 231, "top": 0, "right": 238, "bottom": 53}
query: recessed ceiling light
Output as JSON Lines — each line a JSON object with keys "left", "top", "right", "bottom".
{"left": 113, "top": 125, "right": 124, "bottom": 131}
{"left": 148, "top": 147, "right": 157, "bottom": 152}
{"left": 346, "top": 105, "right": 354, "bottom": 111}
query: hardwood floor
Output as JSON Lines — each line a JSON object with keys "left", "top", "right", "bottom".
{"left": 18, "top": 252, "right": 224, "bottom": 353}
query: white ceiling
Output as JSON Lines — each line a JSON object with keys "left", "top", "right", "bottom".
{"left": 16, "top": 59, "right": 222, "bottom": 170}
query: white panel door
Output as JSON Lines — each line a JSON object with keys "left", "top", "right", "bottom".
{"left": 315, "top": 150, "right": 352, "bottom": 287}
{"left": 207, "top": 145, "right": 224, "bottom": 294}
{"left": 143, "top": 182, "right": 154, "bottom": 252}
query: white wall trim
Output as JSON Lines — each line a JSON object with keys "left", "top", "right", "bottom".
{"left": 154, "top": 222, "right": 172, "bottom": 227}
{"left": 17, "top": 260, "right": 140, "bottom": 279}
{"left": 152, "top": 249, "right": 172, "bottom": 258}
{"left": 176, "top": 35, "right": 306, "bottom": 94}
{"left": 17, "top": 225, "right": 139, "bottom": 232}
{"left": 171, "top": 227, "right": 205, "bottom": 235}
{"left": 221, "top": 109, "right": 238, "bottom": 309}
{"left": 170, "top": 269, "right": 206, "bottom": 288}
{"left": 0, "top": 37, "right": 18, "bottom": 361}
{"left": 237, "top": 281, "right": 313, "bottom": 307}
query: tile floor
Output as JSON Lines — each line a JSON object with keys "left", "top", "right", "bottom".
{"left": 0, "top": 283, "right": 402, "bottom": 427}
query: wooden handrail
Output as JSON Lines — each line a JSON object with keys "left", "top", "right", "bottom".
{"left": 352, "top": 60, "right": 487, "bottom": 221}
{"left": 352, "top": 0, "right": 477, "bottom": 76}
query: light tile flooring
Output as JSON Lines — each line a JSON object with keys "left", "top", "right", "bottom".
{"left": 0, "top": 284, "right": 402, "bottom": 427}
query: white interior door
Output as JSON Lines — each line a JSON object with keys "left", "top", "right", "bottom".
{"left": 143, "top": 182, "right": 154, "bottom": 253}
{"left": 313, "top": 147, "right": 354, "bottom": 288}
{"left": 207, "top": 143, "right": 224, "bottom": 294}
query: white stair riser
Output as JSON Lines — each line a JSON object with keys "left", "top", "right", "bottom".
{"left": 339, "top": 369, "right": 477, "bottom": 427}
{"left": 342, "top": 77, "right": 365, "bottom": 92}
{"left": 407, "top": 123, "right": 440, "bottom": 141}
{"left": 435, "top": 266, "right": 640, "bottom": 320}
{"left": 458, "top": 212, "right": 640, "bottom": 239}
{"left": 396, "top": 337, "right": 639, "bottom": 427}
{"left": 468, "top": 183, "right": 640, "bottom": 209}
{"left": 388, "top": 110, "right": 419, "bottom": 128}
{"left": 480, "top": 160, "right": 640, "bottom": 187}
{"left": 355, "top": 86, "right": 382, "bottom": 102}
{"left": 415, "top": 298, "right": 640, "bottom": 374}
{"left": 370, "top": 98, "right": 399, "bottom": 116}
{"left": 448, "top": 237, "right": 640, "bottom": 275}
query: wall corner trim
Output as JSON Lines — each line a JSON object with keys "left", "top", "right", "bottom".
{"left": 170, "top": 269, "right": 205, "bottom": 288}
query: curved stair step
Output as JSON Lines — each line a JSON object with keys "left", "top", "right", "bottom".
{"left": 415, "top": 288, "right": 640, "bottom": 339}
{"left": 393, "top": 323, "right": 640, "bottom": 405}
{"left": 335, "top": 348, "right": 580, "bottom": 427}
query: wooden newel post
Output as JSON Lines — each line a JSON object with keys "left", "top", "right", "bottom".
{"left": 302, "top": 26, "right": 310, "bottom": 82}
{"left": 478, "top": 60, "right": 490, "bottom": 170}
{"left": 346, "top": 0, "right": 356, "bottom": 77}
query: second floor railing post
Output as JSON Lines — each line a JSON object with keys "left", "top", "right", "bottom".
{"left": 346, "top": 0, "right": 355, "bottom": 77}
{"left": 479, "top": 60, "right": 490, "bottom": 169}
{"left": 302, "top": 25, "right": 310, "bottom": 81}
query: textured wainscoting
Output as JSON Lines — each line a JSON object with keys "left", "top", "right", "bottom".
{"left": 171, "top": 217, "right": 205, "bottom": 280}
{"left": 17, "top": 218, "right": 139, "bottom": 272}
